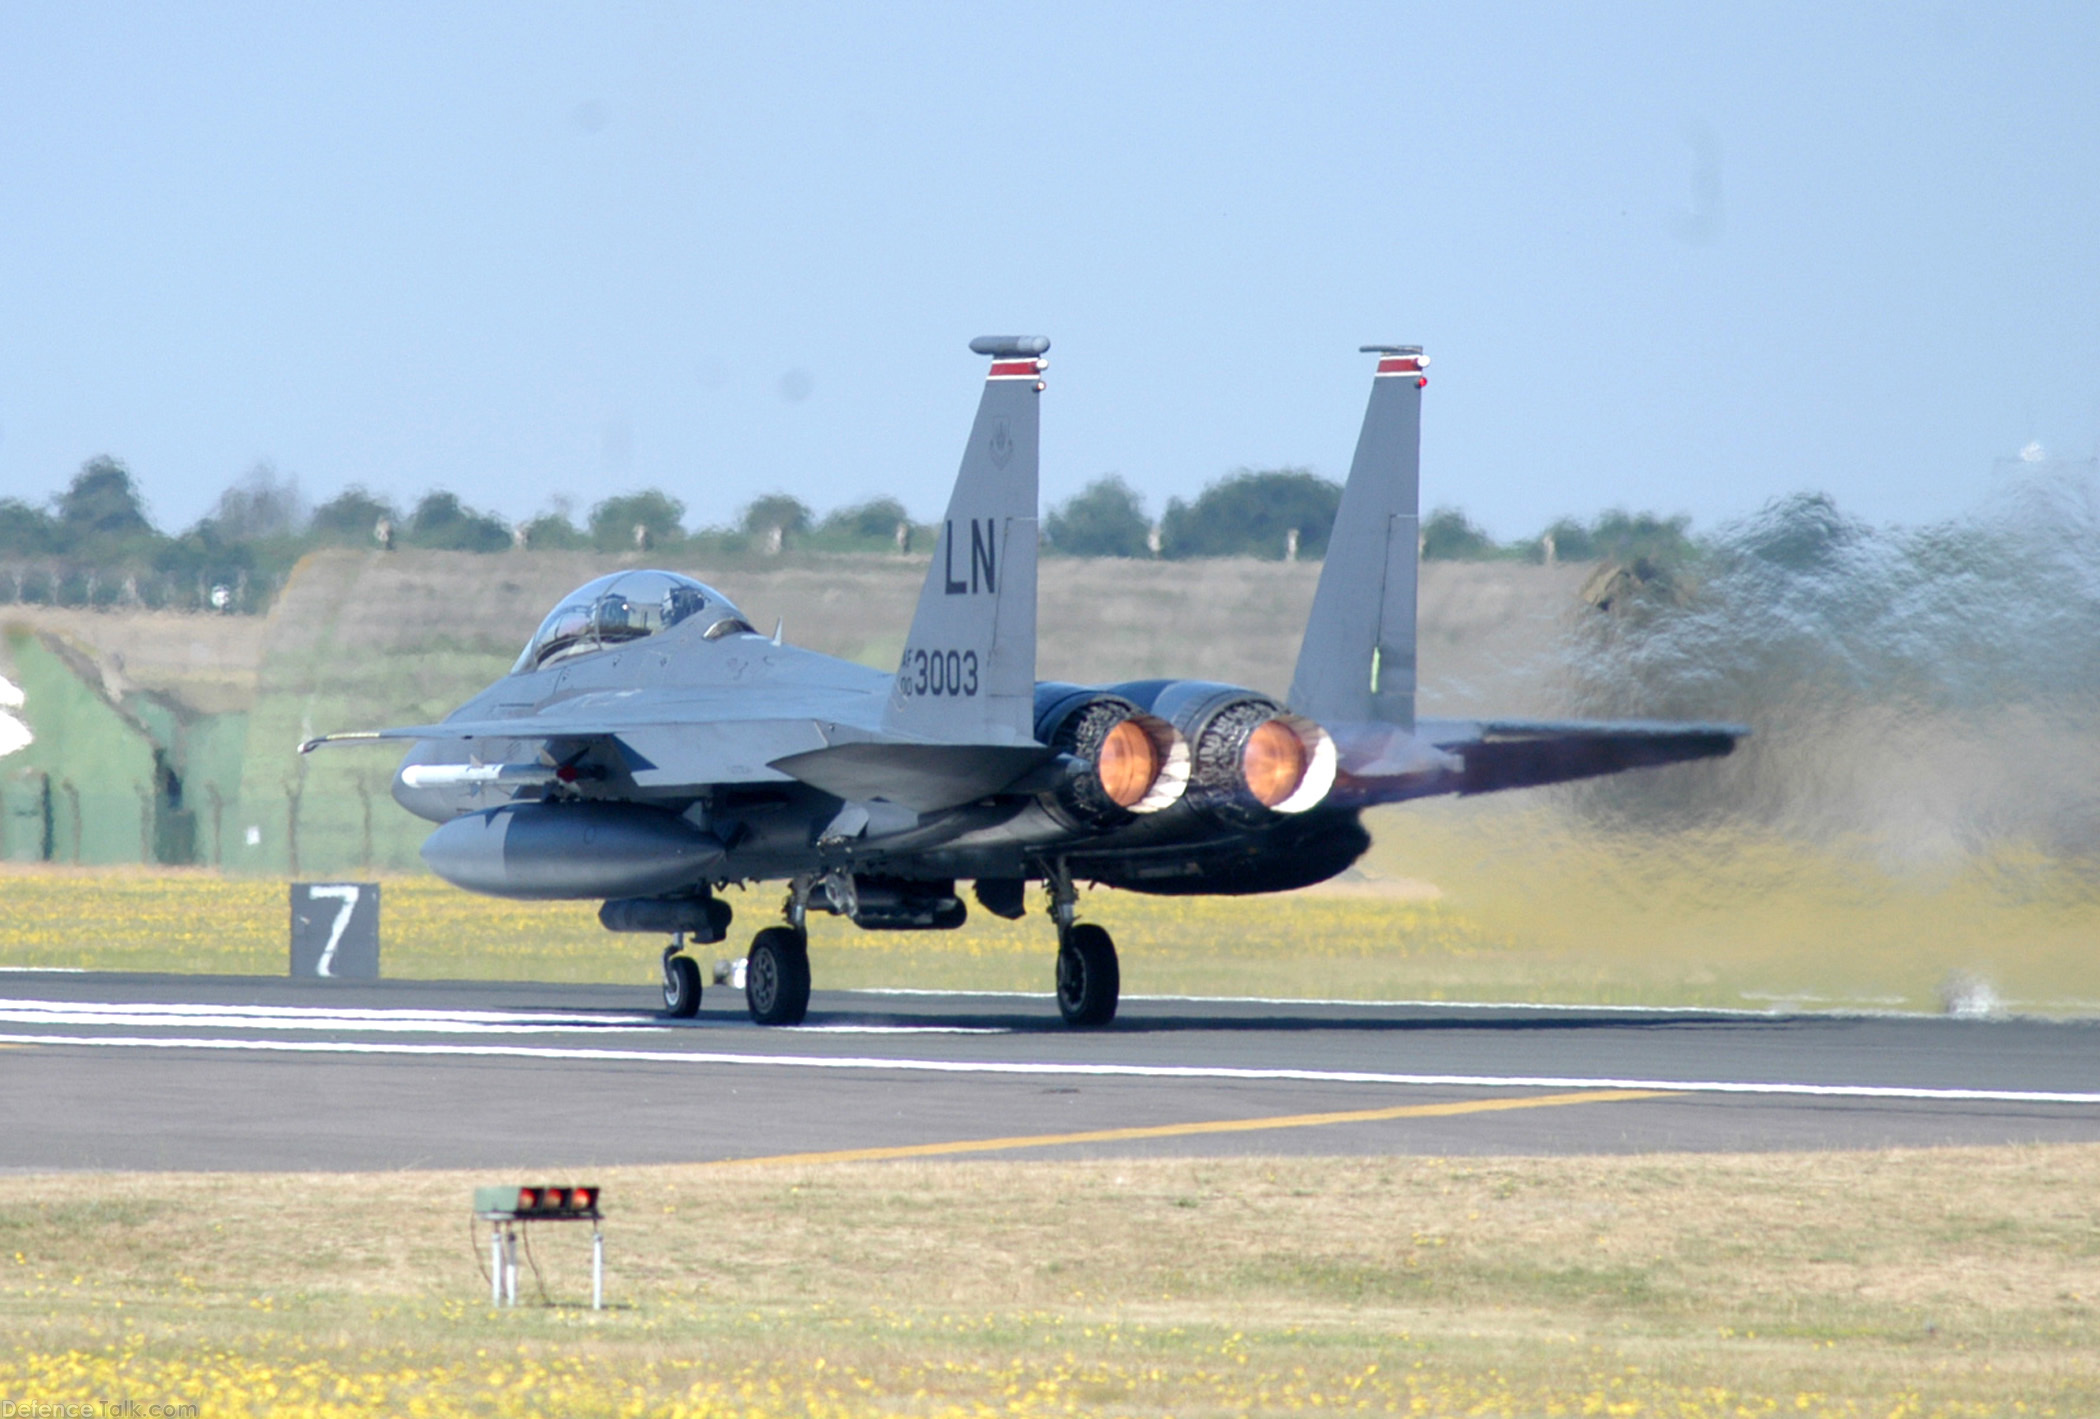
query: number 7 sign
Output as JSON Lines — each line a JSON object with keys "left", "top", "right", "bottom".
{"left": 290, "top": 882, "right": 381, "bottom": 980}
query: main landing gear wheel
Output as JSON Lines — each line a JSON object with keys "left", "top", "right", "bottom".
{"left": 662, "top": 949, "right": 702, "bottom": 1018}
{"left": 746, "top": 926, "right": 811, "bottom": 1026}
{"left": 1056, "top": 922, "right": 1119, "bottom": 1027}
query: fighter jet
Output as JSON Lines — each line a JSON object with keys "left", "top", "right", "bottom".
{"left": 303, "top": 337, "right": 1743, "bottom": 1026}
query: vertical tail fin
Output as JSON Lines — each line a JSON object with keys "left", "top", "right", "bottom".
{"left": 1287, "top": 345, "right": 1427, "bottom": 730}
{"left": 881, "top": 336, "right": 1047, "bottom": 746}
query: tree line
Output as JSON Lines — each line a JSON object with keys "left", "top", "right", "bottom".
{"left": 1043, "top": 470, "right": 1697, "bottom": 569}
{"left": 0, "top": 455, "right": 1696, "bottom": 614}
{"left": 0, "top": 461, "right": 935, "bottom": 613}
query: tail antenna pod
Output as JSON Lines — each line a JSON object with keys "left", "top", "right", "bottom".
{"left": 969, "top": 336, "right": 1051, "bottom": 358}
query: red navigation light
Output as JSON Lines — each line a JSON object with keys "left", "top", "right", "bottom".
{"left": 570, "top": 1186, "right": 599, "bottom": 1212}
{"left": 516, "top": 1187, "right": 540, "bottom": 1212}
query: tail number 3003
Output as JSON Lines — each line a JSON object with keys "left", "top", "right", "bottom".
{"left": 899, "top": 647, "right": 979, "bottom": 698}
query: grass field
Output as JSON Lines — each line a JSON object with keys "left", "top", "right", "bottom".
{"left": 0, "top": 861, "right": 1502, "bottom": 1002}
{"left": 3, "top": 813, "right": 2097, "bottom": 1415}
{"left": 2, "top": 800, "right": 2097, "bottom": 1013}
{"left": 0, "top": 1147, "right": 2093, "bottom": 1416}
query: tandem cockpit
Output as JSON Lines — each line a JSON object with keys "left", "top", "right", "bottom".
{"left": 512, "top": 570, "right": 757, "bottom": 674}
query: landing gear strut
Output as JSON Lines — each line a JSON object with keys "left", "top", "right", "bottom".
{"left": 1047, "top": 861, "right": 1118, "bottom": 1027}
{"left": 745, "top": 882, "right": 812, "bottom": 1026}
{"left": 662, "top": 937, "right": 701, "bottom": 1018}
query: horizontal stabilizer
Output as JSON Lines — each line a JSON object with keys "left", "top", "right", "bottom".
{"left": 1327, "top": 718, "right": 1747, "bottom": 806}
{"left": 1424, "top": 717, "right": 1751, "bottom": 743}
{"left": 769, "top": 742, "right": 1056, "bottom": 814}
{"left": 1420, "top": 717, "right": 1747, "bottom": 797}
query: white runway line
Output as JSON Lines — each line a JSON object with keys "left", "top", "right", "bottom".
{"left": 0, "top": 1000, "right": 660, "bottom": 1035}
{"left": 0, "top": 1030, "right": 2096, "bottom": 1106}
{"left": 0, "top": 998, "right": 647, "bottom": 1022}
{"left": 0, "top": 1000, "right": 1007, "bottom": 1037}
{"left": 785, "top": 1024, "right": 1010, "bottom": 1035}
{"left": 850, "top": 987, "right": 1936, "bottom": 1019}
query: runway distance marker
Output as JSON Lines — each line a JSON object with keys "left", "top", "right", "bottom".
{"left": 695, "top": 1089, "right": 1677, "bottom": 1168}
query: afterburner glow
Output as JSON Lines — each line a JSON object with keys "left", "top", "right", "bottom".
{"left": 1097, "top": 717, "right": 1161, "bottom": 808}
{"left": 1243, "top": 719, "right": 1309, "bottom": 807}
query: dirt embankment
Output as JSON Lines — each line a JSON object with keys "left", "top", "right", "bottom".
{"left": 0, "top": 606, "right": 264, "bottom": 716}
{"left": 122, "top": 547, "right": 1589, "bottom": 714}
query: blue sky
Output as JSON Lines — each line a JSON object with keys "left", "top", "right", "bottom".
{"left": 2, "top": 3, "right": 2095, "bottom": 538}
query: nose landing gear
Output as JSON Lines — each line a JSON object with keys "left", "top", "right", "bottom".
{"left": 662, "top": 938, "right": 702, "bottom": 1018}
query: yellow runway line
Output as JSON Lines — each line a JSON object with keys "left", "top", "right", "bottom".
{"left": 705, "top": 1088, "right": 1679, "bottom": 1168}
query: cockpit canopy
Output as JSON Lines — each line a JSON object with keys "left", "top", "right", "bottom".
{"left": 513, "top": 570, "right": 755, "bottom": 673}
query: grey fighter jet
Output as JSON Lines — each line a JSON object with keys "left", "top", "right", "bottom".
{"left": 303, "top": 338, "right": 1743, "bottom": 1026}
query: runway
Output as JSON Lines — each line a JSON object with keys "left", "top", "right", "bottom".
{"left": 3, "top": 970, "right": 2097, "bottom": 1172}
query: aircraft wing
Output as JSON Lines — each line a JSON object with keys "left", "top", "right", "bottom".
{"left": 301, "top": 717, "right": 1060, "bottom": 809}
{"left": 302, "top": 716, "right": 836, "bottom": 791}
{"left": 1329, "top": 716, "right": 1747, "bottom": 806}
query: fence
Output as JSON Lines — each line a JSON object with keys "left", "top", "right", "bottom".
{"left": 0, "top": 563, "right": 284, "bottom": 615}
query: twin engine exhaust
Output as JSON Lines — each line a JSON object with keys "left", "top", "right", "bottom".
{"left": 1034, "top": 680, "right": 1337, "bottom": 832}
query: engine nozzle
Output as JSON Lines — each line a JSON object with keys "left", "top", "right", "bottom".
{"left": 1238, "top": 712, "right": 1337, "bottom": 813}
{"left": 1097, "top": 717, "right": 1157, "bottom": 807}
{"left": 1034, "top": 687, "right": 1190, "bottom": 829}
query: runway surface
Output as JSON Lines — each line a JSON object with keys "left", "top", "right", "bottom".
{"left": 3, "top": 970, "right": 2098, "bottom": 1172}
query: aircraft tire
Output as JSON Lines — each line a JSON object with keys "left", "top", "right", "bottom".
{"left": 747, "top": 927, "right": 811, "bottom": 1026}
{"left": 662, "top": 953, "right": 702, "bottom": 1018}
{"left": 1056, "top": 923, "right": 1119, "bottom": 1027}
